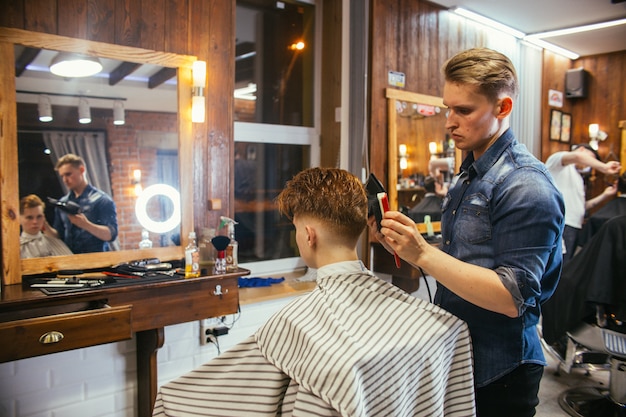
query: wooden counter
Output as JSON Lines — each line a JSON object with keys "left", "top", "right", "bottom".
{"left": 239, "top": 269, "right": 317, "bottom": 305}
{"left": 0, "top": 268, "right": 249, "bottom": 417}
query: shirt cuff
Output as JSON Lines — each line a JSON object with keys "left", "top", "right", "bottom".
{"left": 495, "top": 266, "right": 526, "bottom": 316}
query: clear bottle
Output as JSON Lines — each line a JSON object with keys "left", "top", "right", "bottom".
{"left": 198, "top": 228, "right": 216, "bottom": 273}
{"left": 184, "top": 231, "right": 200, "bottom": 278}
{"left": 224, "top": 220, "right": 238, "bottom": 272}
{"left": 138, "top": 229, "right": 153, "bottom": 249}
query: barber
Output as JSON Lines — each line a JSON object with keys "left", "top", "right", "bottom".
{"left": 374, "top": 48, "right": 564, "bottom": 417}
{"left": 51, "top": 153, "right": 118, "bottom": 253}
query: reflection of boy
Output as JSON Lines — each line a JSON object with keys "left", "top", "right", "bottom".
{"left": 51, "top": 154, "right": 118, "bottom": 253}
{"left": 153, "top": 168, "right": 476, "bottom": 416}
{"left": 20, "top": 194, "right": 73, "bottom": 258}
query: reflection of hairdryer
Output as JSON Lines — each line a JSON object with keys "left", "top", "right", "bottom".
{"left": 47, "top": 197, "right": 81, "bottom": 215}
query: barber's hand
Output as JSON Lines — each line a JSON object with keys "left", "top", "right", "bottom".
{"left": 601, "top": 182, "right": 618, "bottom": 199}
{"left": 602, "top": 161, "right": 621, "bottom": 176}
{"left": 67, "top": 213, "right": 90, "bottom": 229}
{"left": 379, "top": 211, "right": 429, "bottom": 267}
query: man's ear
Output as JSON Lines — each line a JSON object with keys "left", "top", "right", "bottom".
{"left": 497, "top": 96, "right": 513, "bottom": 119}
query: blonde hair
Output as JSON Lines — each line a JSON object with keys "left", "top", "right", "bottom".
{"left": 55, "top": 153, "right": 85, "bottom": 170}
{"left": 443, "top": 47, "right": 518, "bottom": 102}
{"left": 277, "top": 167, "right": 368, "bottom": 241}
{"left": 20, "top": 194, "right": 44, "bottom": 215}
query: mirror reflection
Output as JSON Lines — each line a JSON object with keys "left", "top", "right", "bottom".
{"left": 15, "top": 46, "right": 180, "bottom": 257}
{"left": 385, "top": 89, "right": 460, "bottom": 212}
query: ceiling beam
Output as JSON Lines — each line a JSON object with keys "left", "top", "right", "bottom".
{"left": 148, "top": 67, "right": 176, "bottom": 89}
{"left": 109, "top": 61, "right": 141, "bottom": 86}
{"left": 15, "top": 47, "right": 40, "bottom": 77}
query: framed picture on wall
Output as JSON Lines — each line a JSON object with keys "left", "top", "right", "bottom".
{"left": 560, "top": 113, "right": 571, "bottom": 143}
{"left": 550, "top": 109, "right": 562, "bottom": 141}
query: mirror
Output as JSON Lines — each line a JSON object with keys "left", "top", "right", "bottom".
{"left": 385, "top": 88, "right": 461, "bottom": 211}
{"left": 0, "top": 28, "right": 195, "bottom": 282}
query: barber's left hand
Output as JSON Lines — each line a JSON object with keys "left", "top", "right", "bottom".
{"left": 67, "top": 213, "right": 90, "bottom": 229}
{"left": 379, "top": 211, "right": 429, "bottom": 267}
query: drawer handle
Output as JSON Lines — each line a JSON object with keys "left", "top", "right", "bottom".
{"left": 213, "top": 284, "right": 228, "bottom": 297}
{"left": 39, "top": 331, "right": 64, "bottom": 344}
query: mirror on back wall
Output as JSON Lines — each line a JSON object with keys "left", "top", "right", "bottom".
{"left": 0, "top": 28, "right": 196, "bottom": 284}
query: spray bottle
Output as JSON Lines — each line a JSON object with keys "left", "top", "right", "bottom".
{"left": 219, "top": 216, "right": 239, "bottom": 272}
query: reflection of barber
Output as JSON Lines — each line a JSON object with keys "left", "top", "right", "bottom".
{"left": 51, "top": 153, "right": 118, "bottom": 253}
{"left": 20, "top": 194, "right": 73, "bottom": 258}
{"left": 545, "top": 144, "right": 621, "bottom": 262}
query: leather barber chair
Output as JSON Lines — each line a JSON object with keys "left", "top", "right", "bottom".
{"left": 541, "top": 215, "right": 626, "bottom": 416}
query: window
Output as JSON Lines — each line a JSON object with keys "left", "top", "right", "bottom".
{"left": 235, "top": 0, "right": 318, "bottom": 273}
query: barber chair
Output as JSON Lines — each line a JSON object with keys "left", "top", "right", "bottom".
{"left": 541, "top": 215, "right": 626, "bottom": 416}
{"left": 553, "top": 308, "right": 626, "bottom": 417}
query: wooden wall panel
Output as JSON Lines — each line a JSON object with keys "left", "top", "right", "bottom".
{"left": 164, "top": 0, "right": 190, "bottom": 53}
{"left": 114, "top": 0, "right": 142, "bottom": 47}
{"left": 0, "top": 2, "right": 25, "bottom": 28}
{"left": 88, "top": 0, "right": 116, "bottom": 44}
{"left": 541, "top": 49, "right": 626, "bottom": 200}
{"left": 369, "top": 0, "right": 487, "bottom": 187}
{"left": 23, "top": 0, "right": 57, "bottom": 33}
{"left": 57, "top": 0, "right": 87, "bottom": 39}
{"left": 140, "top": 0, "right": 166, "bottom": 51}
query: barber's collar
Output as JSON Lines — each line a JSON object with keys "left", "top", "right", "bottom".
{"left": 459, "top": 129, "right": 515, "bottom": 181}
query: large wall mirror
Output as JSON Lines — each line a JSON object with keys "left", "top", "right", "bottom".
{"left": 385, "top": 88, "right": 461, "bottom": 211}
{"left": 0, "top": 28, "right": 196, "bottom": 283}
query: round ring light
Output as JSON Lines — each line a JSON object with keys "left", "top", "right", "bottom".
{"left": 134, "top": 184, "right": 181, "bottom": 234}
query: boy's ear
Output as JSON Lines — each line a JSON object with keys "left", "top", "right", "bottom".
{"left": 305, "top": 225, "right": 317, "bottom": 247}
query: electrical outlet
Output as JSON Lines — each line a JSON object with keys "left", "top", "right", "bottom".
{"left": 199, "top": 318, "right": 228, "bottom": 345}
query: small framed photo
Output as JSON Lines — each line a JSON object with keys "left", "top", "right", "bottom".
{"left": 560, "top": 113, "right": 571, "bottom": 143}
{"left": 550, "top": 109, "right": 562, "bottom": 141}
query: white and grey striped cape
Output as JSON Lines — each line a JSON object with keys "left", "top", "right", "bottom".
{"left": 153, "top": 269, "right": 475, "bottom": 416}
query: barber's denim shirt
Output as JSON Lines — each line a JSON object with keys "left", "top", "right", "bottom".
{"left": 54, "top": 184, "right": 118, "bottom": 254}
{"left": 435, "top": 129, "right": 565, "bottom": 387}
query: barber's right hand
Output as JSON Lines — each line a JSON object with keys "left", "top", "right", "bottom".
{"left": 379, "top": 211, "right": 429, "bottom": 268}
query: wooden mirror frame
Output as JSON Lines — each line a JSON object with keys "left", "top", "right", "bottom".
{"left": 385, "top": 88, "right": 461, "bottom": 210}
{"left": 0, "top": 28, "right": 196, "bottom": 284}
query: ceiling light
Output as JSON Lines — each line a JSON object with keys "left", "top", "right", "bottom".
{"left": 526, "top": 18, "right": 626, "bottom": 39}
{"left": 78, "top": 97, "right": 91, "bottom": 124}
{"left": 113, "top": 100, "right": 125, "bottom": 125}
{"left": 38, "top": 94, "right": 53, "bottom": 122}
{"left": 50, "top": 52, "right": 103, "bottom": 78}
{"left": 522, "top": 38, "right": 579, "bottom": 60}
{"left": 452, "top": 8, "right": 525, "bottom": 39}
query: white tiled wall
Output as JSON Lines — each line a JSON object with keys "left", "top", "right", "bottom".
{"left": 0, "top": 296, "right": 298, "bottom": 417}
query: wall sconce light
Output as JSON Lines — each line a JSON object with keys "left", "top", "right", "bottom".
{"left": 398, "top": 144, "right": 408, "bottom": 171}
{"left": 38, "top": 94, "right": 53, "bottom": 122}
{"left": 78, "top": 97, "right": 91, "bottom": 124}
{"left": 588, "top": 123, "right": 608, "bottom": 150}
{"left": 50, "top": 52, "right": 103, "bottom": 78}
{"left": 113, "top": 100, "right": 125, "bottom": 125}
{"left": 191, "top": 60, "right": 207, "bottom": 123}
{"left": 132, "top": 169, "right": 142, "bottom": 196}
{"left": 429, "top": 141, "right": 438, "bottom": 156}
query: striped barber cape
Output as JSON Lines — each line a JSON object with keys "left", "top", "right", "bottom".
{"left": 153, "top": 269, "right": 475, "bottom": 417}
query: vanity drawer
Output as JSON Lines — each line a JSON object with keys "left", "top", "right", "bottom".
{"left": 0, "top": 304, "right": 132, "bottom": 363}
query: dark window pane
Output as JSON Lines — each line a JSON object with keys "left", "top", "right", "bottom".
{"left": 234, "top": 142, "right": 308, "bottom": 262}
{"left": 235, "top": 0, "right": 314, "bottom": 126}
